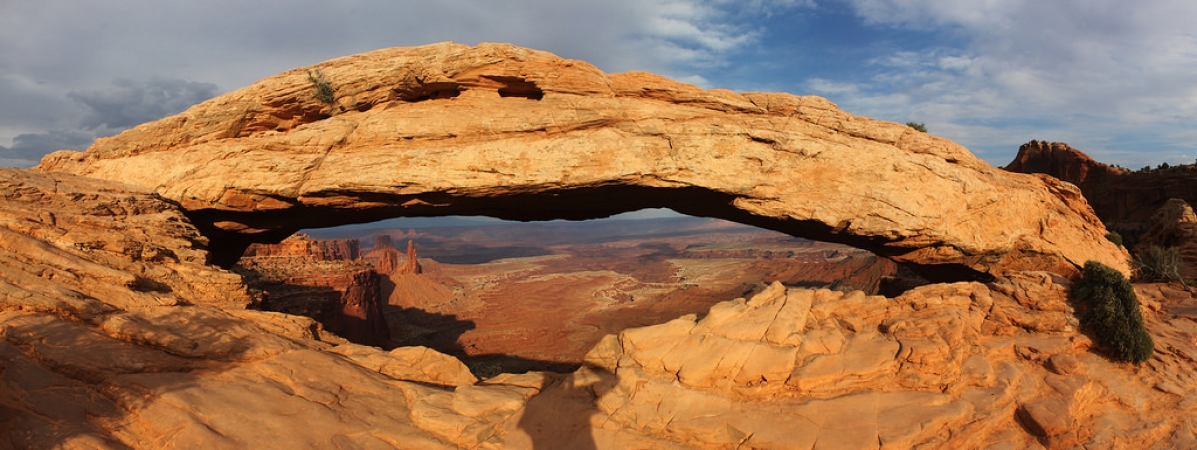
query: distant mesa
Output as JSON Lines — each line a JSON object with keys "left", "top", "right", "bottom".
{"left": 242, "top": 232, "right": 361, "bottom": 260}
{"left": 237, "top": 234, "right": 390, "bottom": 347}
{"left": 374, "top": 234, "right": 397, "bottom": 251}
{"left": 1004, "top": 139, "right": 1197, "bottom": 224}
{"left": 35, "top": 42, "right": 1127, "bottom": 280}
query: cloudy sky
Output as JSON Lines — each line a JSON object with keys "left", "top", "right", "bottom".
{"left": 3, "top": 0, "right": 1197, "bottom": 169}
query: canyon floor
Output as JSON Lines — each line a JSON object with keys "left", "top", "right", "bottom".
{"left": 307, "top": 214, "right": 898, "bottom": 375}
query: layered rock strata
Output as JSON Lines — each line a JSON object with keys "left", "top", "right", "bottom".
{"left": 241, "top": 232, "right": 360, "bottom": 260}
{"left": 1133, "top": 198, "right": 1197, "bottom": 279}
{"left": 397, "top": 240, "right": 423, "bottom": 275}
{"left": 1005, "top": 140, "right": 1197, "bottom": 225}
{"left": 36, "top": 43, "right": 1127, "bottom": 280}
{"left": 236, "top": 235, "right": 391, "bottom": 347}
{"left": 1, "top": 169, "right": 1195, "bottom": 448}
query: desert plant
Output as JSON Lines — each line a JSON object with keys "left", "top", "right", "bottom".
{"left": 905, "top": 122, "right": 927, "bottom": 133}
{"left": 1070, "top": 261, "right": 1154, "bottom": 363}
{"left": 307, "top": 69, "right": 335, "bottom": 104}
{"left": 1134, "top": 245, "right": 1187, "bottom": 284}
{"left": 1105, "top": 231, "right": 1124, "bottom": 248}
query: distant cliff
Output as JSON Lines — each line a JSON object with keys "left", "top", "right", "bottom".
{"left": 366, "top": 235, "right": 422, "bottom": 276}
{"left": 1004, "top": 140, "right": 1197, "bottom": 224}
{"left": 243, "top": 233, "right": 361, "bottom": 260}
{"left": 236, "top": 234, "right": 389, "bottom": 347}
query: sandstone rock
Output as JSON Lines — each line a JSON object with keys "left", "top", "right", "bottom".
{"left": 330, "top": 343, "right": 478, "bottom": 387}
{"left": 4, "top": 142, "right": 1197, "bottom": 448}
{"left": 396, "top": 240, "right": 422, "bottom": 275}
{"left": 242, "top": 232, "right": 360, "bottom": 260}
{"left": 36, "top": 43, "right": 1126, "bottom": 279}
{"left": 235, "top": 242, "right": 391, "bottom": 347}
{"left": 369, "top": 235, "right": 402, "bottom": 274}
{"left": 1134, "top": 198, "right": 1197, "bottom": 279}
{"left": 0, "top": 168, "right": 250, "bottom": 311}
{"left": 1005, "top": 140, "right": 1197, "bottom": 232}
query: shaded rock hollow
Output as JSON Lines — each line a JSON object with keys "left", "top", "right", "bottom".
{"left": 36, "top": 42, "right": 1127, "bottom": 281}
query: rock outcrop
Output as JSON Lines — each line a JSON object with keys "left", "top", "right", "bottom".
{"left": 236, "top": 236, "right": 391, "bottom": 347}
{"left": 241, "top": 232, "right": 360, "bottom": 260}
{"left": 1004, "top": 140, "right": 1197, "bottom": 225}
{"left": 2, "top": 168, "right": 1196, "bottom": 448}
{"left": 35, "top": 42, "right": 1127, "bottom": 280}
{"left": 1133, "top": 198, "right": 1197, "bottom": 279}
{"left": 364, "top": 235, "right": 420, "bottom": 275}
{"left": 369, "top": 235, "right": 402, "bottom": 274}
{"left": 397, "top": 240, "right": 423, "bottom": 275}
{"left": 1004, "top": 140, "right": 1126, "bottom": 193}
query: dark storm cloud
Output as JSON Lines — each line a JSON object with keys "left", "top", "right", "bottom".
{"left": 0, "top": 130, "right": 95, "bottom": 166}
{"left": 1, "top": 1, "right": 778, "bottom": 167}
{"left": 68, "top": 78, "right": 219, "bottom": 130}
{"left": 0, "top": 77, "right": 220, "bottom": 167}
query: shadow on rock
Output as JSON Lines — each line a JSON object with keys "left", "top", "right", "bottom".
{"left": 517, "top": 364, "right": 616, "bottom": 450}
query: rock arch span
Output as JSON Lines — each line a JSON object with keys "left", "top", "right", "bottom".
{"left": 36, "top": 42, "right": 1128, "bottom": 281}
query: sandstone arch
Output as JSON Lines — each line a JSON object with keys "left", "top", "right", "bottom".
{"left": 36, "top": 42, "right": 1128, "bottom": 281}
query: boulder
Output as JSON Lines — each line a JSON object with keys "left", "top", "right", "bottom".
{"left": 36, "top": 42, "right": 1126, "bottom": 280}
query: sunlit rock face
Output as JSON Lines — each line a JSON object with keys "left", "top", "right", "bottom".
{"left": 36, "top": 42, "right": 1126, "bottom": 280}
{"left": 1005, "top": 139, "right": 1197, "bottom": 224}
{"left": 236, "top": 234, "right": 391, "bottom": 348}
{"left": 3, "top": 162, "right": 1196, "bottom": 449}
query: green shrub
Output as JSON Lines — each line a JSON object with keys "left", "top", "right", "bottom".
{"left": 1105, "top": 231, "right": 1124, "bottom": 248}
{"left": 1134, "top": 245, "right": 1187, "bottom": 284}
{"left": 1070, "top": 261, "right": 1154, "bottom": 363}
{"left": 905, "top": 122, "right": 927, "bottom": 133}
{"left": 307, "top": 69, "right": 335, "bottom": 104}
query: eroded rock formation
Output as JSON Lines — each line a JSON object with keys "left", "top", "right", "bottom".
{"left": 35, "top": 42, "right": 1127, "bottom": 280}
{"left": 236, "top": 234, "right": 390, "bottom": 347}
{"left": 2, "top": 168, "right": 1196, "bottom": 448}
{"left": 369, "top": 235, "right": 401, "bottom": 274}
{"left": 397, "top": 240, "right": 423, "bottom": 275}
{"left": 1134, "top": 198, "right": 1197, "bottom": 279}
{"left": 1004, "top": 140, "right": 1197, "bottom": 225}
{"left": 241, "top": 232, "right": 360, "bottom": 260}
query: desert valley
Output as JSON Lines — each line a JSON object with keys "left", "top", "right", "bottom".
{"left": 236, "top": 214, "right": 898, "bottom": 375}
{"left": 2, "top": 42, "right": 1197, "bottom": 449}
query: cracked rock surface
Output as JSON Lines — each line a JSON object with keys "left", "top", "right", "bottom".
{"left": 36, "top": 42, "right": 1126, "bottom": 280}
{"left": 2, "top": 168, "right": 1196, "bottom": 449}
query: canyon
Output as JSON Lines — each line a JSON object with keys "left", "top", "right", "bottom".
{"left": 238, "top": 216, "right": 900, "bottom": 375}
{"left": 1, "top": 43, "right": 1194, "bottom": 449}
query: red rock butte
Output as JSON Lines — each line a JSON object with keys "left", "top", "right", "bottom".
{"left": 35, "top": 42, "right": 1127, "bottom": 280}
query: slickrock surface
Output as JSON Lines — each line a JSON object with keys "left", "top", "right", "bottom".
{"left": 3, "top": 168, "right": 1196, "bottom": 449}
{"left": 35, "top": 42, "right": 1127, "bottom": 280}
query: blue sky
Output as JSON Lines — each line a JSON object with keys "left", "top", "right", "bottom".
{"left": 3, "top": 0, "right": 1197, "bottom": 170}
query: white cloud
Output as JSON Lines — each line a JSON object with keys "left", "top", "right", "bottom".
{"left": 820, "top": 0, "right": 1197, "bottom": 167}
{"left": 0, "top": 0, "right": 811, "bottom": 163}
